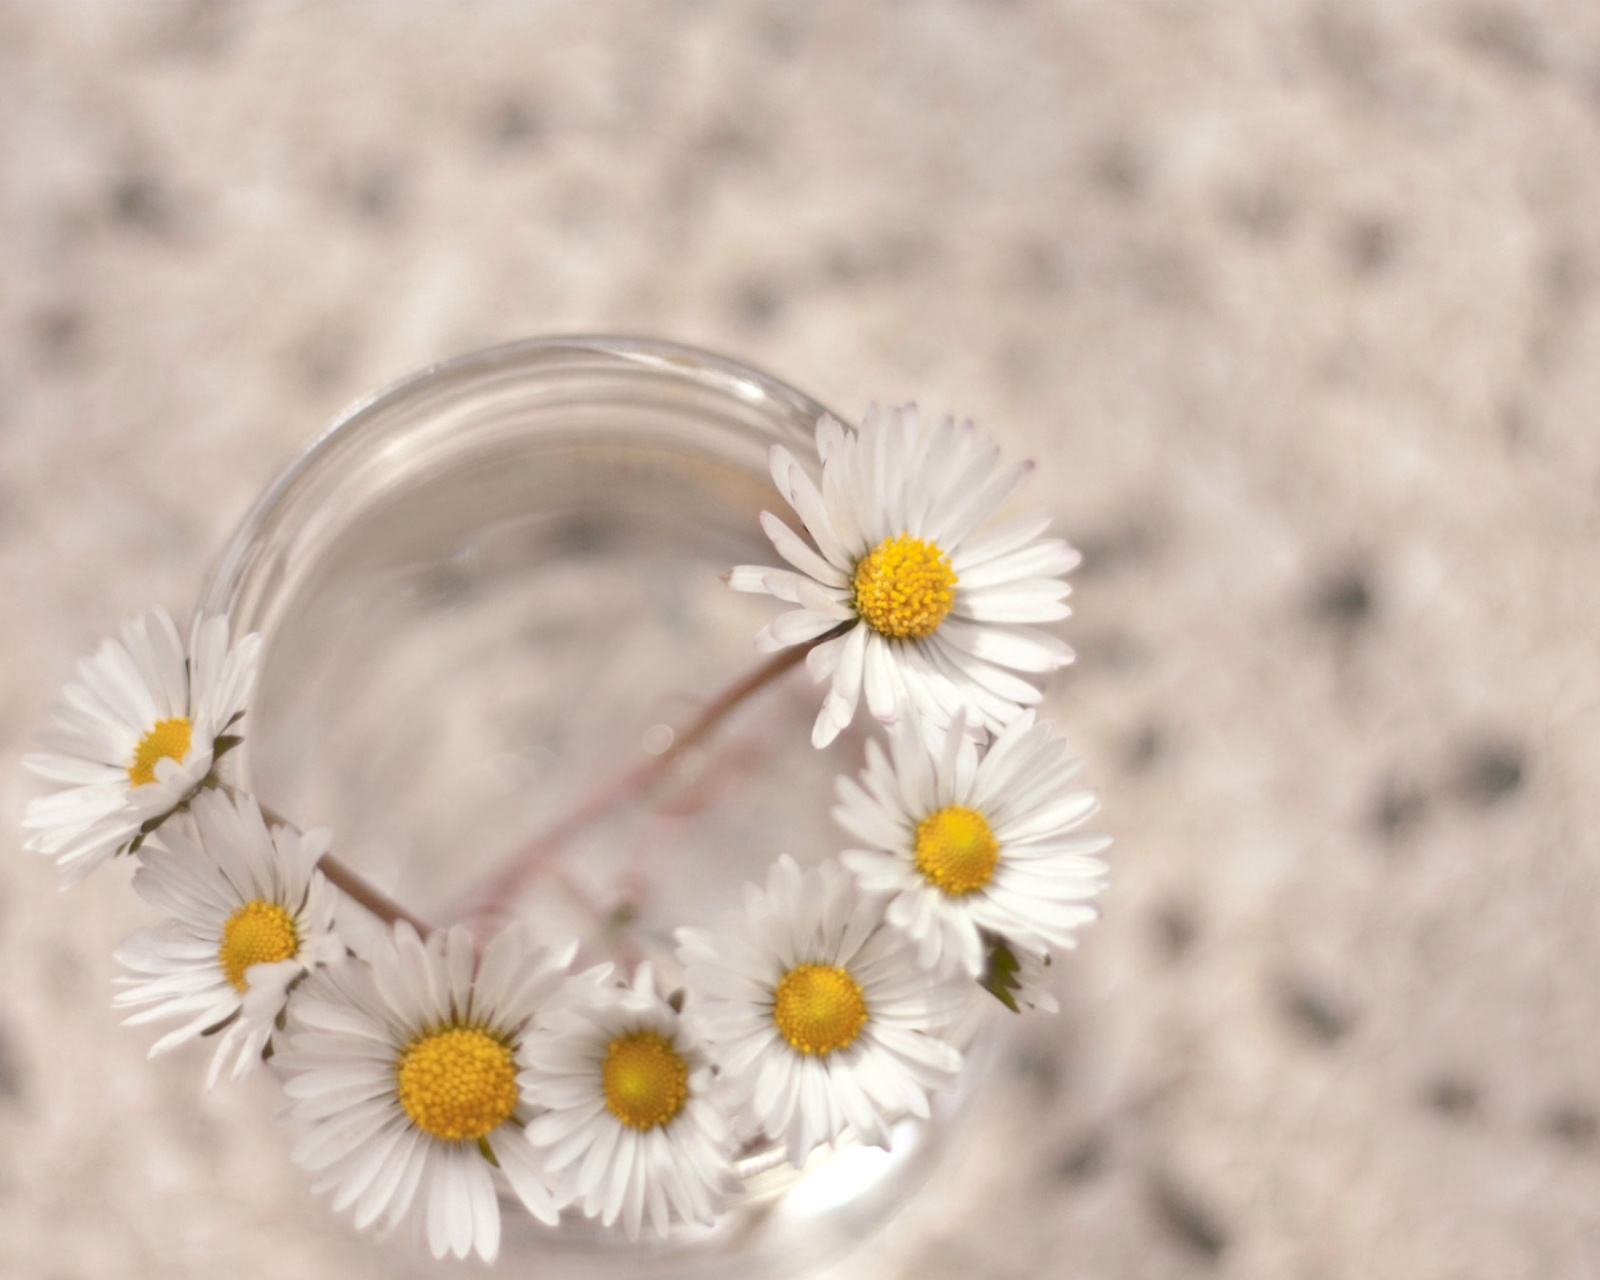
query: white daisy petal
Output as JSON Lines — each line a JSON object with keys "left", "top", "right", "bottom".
{"left": 821, "top": 432, "right": 869, "bottom": 556}
{"left": 815, "top": 412, "right": 849, "bottom": 464}
{"left": 805, "top": 630, "right": 849, "bottom": 683}
{"left": 760, "top": 512, "right": 849, "bottom": 589}
{"left": 495, "top": 1130, "right": 563, "bottom": 1226}
{"left": 758, "top": 609, "right": 847, "bottom": 653}
{"left": 955, "top": 539, "right": 1082, "bottom": 592}
{"left": 924, "top": 637, "right": 1046, "bottom": 711}
{"left": 926, "top": 459, "right": 1034, "bottom": 550}
{"left": 949, "top": 511, "right": 1056, "bottom": 571}
{"left": 769, "top": 445, "right": 852, "bottom": 571}
{"left": 21, "top": 753, "right": 122, "bottom": 785}
{"left": 727, "top": 565, "right": 816, "bottom": 604}
{"left": 463, "top": 1155, "right": 501, "bottom": 1262}
{"left": 954, "top": 584, "right": 1073, "bottom": 625}
{"left": 861, "top": 633, "right": 902, "bottom": 723}
{"left": 937, "top": 618, "right": 1072, "bottom": 675}
{"left": 813, "top": 622, "right": 869, "bottom": 748}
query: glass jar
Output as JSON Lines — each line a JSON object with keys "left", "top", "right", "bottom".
{"left": 199, "top": 336, "right": 990, "bottom": 1279}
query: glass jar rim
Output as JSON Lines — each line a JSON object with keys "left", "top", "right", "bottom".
{"left": 199, "top": 333, "right": 836, "bottom": 625}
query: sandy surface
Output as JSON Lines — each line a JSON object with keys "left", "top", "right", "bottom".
{"left": 4, "top": 2, "right": 1600, "bottom": 1277}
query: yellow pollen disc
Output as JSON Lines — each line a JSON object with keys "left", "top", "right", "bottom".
{"left": 602, "top": 1031, "right": 689, "bottom": 1131}
{"left": 396, "top": 1027, "right": 518, "bottom": 1143}
{"left": 128, "top": 716, "right": 193, "bottom": 787}
{"left": 217, "top": 899, "right": 299, "bottom": 992}
{"left": 772, "top": 963, "right": 868, "bottom": 1056}
{"left": 914, "top": 804, "right": 1000, "bottom": 896}
{"left": 852, "top": 534, "right": 958, "bottom": 640}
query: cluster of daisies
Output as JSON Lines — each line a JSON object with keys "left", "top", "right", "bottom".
{"left": 21, "top": 404, "right": 1108, "bottom": 1264}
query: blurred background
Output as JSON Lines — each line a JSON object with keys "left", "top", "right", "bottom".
{"left": 3, "top": 2, "right": 1600, "bottom": 1277}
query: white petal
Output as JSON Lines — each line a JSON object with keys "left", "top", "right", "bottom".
{"left": 760, "top": 512, "right": 848, "bottom": 588}
{"left": 757, "top": 609, "right": 844, "bottom": 652}
{"left": 769, "top": 445, "right": 852, "bottom": 570}
{"left": 937, "top": 619, "right": 1072, "bottom": 674}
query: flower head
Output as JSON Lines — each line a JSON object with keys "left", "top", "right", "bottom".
{"left": 113, "top": 791, "right": 342, "bottom": 1085}
{"left": 275, "top": 923, "right": 572, "bottom": 1263}
{"left": 727, "top": 405, "right": 1079, "bottom": 747}
{"left": 22, "top": 610, "right": 259, "bottom": 885}
{"left": 836, "top": 712, "right": 1109, "bottom": 980}
{"left": 521, "top": 963, "right": 735, "bottom": 1240}
{"left": 677, "top": 856, "right": 967, "bottom": 1167}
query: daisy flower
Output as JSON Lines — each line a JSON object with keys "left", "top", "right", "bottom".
{"left": 676, "top": 855, "right": 967, "bottom": 1168}
{"left": 113, "top": 790, "right": 342, "bottom": 1086}
{"left": 521, "top": 962, "right": 735, "bottom": 1240}
{"left": 22, "top": 609, "right": 260, "bottom": 885}
{"left": 835, "top": 712, "right": 1109, "bottom": 981}
{"left": 275, "top": 923, "right": 571, "bottom": 1264}
{"left": 726, "top": 404, "right": 1080, "bottom": 747}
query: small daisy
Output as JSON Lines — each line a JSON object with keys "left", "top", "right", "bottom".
{"left": 522, "top": 962, "right": 735, "bottom": 1240}
{"left": 275, "top": 923, "right": 571, "bottom": 1263}
{"left": 835, "top": 712, "right": 1109, "bottom": 981}
{"left": 22, "top": 609, "right": 260, "bottom": 885}
{"left": 676, "top": 855, "right": 967, "bottom": 1168}
{"left": 727, "top": 404, "right": 1080, "bottom": 747}
{"left": 113, "top": 790, "right": 342, "bottom": 1086}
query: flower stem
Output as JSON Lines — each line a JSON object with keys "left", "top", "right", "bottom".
{"left": 314, "top": 851, "right": 436, "bottom": 938}
{"left": 238, "top": 791, "right": 437, "bottom": 938}
{"left": 450, "top": 623, "right": 851, "bottom": 925}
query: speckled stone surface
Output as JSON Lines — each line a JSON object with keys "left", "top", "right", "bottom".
{"left": 4, "top": 2, "right": 1600, "bottom": 1277}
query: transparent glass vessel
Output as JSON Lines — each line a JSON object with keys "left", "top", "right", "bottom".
{"left": 199, "top": 337, "right": 988, "bottom": 1279}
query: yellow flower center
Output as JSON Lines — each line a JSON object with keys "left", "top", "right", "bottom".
{"left": 772, "top": 963, "right": 868, "bottom": 1056}
{"left": 128, "top": 716, "right": 193, "bottom": 786}
{"left": 396, "top": 1027, "right": 519, "bottom": 1143}
{"left": 852, "top": 534, "right": 958, "bottom": 640}
{"left": 217, "top": 899, "right": 299, "bottom": 991}
{"left": 602, "top": 1031, "right": 689, "bottom": 1131}
{"left": 914, "top": 804, "right": 1000, "bottom": 896}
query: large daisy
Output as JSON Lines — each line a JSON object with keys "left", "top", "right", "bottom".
{"left": 726, "top": 404, "right": 1079, "bottom": 747}
{"left": 21, "top": 609, "right": 260, "bottom": 885}
{"left": 835, "top": 712, "right": 1109, "bottom": 981}
{"left": 113, "top": 790, "right": 342, "bottom": 1086}
{"left": 521, "top": 962, "right": 735, "bottom": 1240}
{"left": 275, "top": 923, "right": 571, "bottom": 1263}
{"left": 676, "top": 855, "right": 967, "bottom": 1167}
